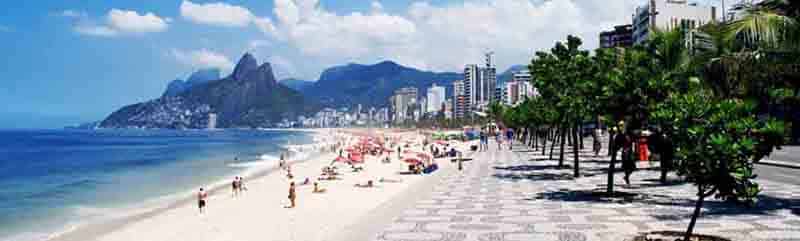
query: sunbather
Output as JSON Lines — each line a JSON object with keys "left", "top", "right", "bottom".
{"left": 354, "top": 180, "right": 375, "bottom": 188}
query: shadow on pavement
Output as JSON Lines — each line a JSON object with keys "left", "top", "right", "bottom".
{"left": 492, "top": 172, "right": 575, "bottom": 182}
{"left": 529, "top": 188, "right": 800, "bottom": 220}
{"left": 493, "top": 164, "right": 569, "bottom": 171}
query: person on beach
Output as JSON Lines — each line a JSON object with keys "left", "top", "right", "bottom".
{"left": 593, "top": 130, "right": 602, "bottom": 157}
{"left": 313, "top": 182, "right": 326, "bottom": 193}
{"left": 355, "top": 180, "right": 375, "bottom": 188}
{"left": 618, "top": 133, "right": 636, "bottom": 185}
{"left": 239, "top": 177, "right": 247, "bottom": 192}
{"left": 287, "top": 182, "right": 297, "bottom": 208}
{"left": 198, "top": 188, "right": 207, "bottom": 213}
{"left": 495, "top": 131, "right": 502, "bottom": 150}
{"left": 232, "top": 177, "right": 239, "bottom": 197}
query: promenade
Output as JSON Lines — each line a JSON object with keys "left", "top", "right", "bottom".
{"left": 373, "top": 141, "right": 800, "bottom": 241}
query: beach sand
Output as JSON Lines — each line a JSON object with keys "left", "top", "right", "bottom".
{"left": 48, "top": 129, "right": 464, "bottom": 241}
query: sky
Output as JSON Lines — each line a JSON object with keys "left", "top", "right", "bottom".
{"left": 0, "top": 0, "right": 724, "bottom": 128}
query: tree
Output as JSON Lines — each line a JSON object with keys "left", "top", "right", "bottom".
{"left": 654, "top": 89, "right": 784, "bottom": 240}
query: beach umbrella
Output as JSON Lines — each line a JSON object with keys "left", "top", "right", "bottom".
{"left": 403, "top": 158, "right": 422, "bottom": 165}
{"left": 416, "top": 153, "right": 432, "bottom": 160}
{"left": 334, "top": 156, "right": 348, "bottom": 163}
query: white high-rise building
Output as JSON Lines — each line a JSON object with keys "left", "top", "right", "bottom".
{"left": 503, "top": 70, "right": 535, "bottom": 106}
{"left": 633, "top": 0, "right": 718, "bottom": 44}
{"left": 207, "top": 113, "right": 217, "bottom": 129}
{"left": 464, "top": 62, "right": 496, "bottom": 113}
{"left": 426, "top": 84, "right": 446, "bottom": 113}
{"left": 392, "top": 87, "right": 418, "bottom": 123}
{"left": 453, "top": 80, "right": 467, "bottom": 119}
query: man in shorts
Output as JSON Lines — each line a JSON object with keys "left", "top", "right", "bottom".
{"left": 198, "top": 188, "right": 207, "bottom": 213}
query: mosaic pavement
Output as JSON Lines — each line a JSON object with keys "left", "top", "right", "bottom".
{"left": 373, "top": 142, "right": 800, "bottom": 241}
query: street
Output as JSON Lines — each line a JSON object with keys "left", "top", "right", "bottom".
{"left": 757, "top": 163, "right": 800, "bottom": 185}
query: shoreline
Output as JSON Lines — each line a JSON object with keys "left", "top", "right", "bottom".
{"left": 43, "top": 128, "right": 464, "bottom": 241}
{"left": 45, "top": 129, "right": 332, "bottom": 241}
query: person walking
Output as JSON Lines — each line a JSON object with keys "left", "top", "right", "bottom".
{"left": 495, "top": 131, "right": 502, "bottom": 150}
{"left": 506, "top": 128, "right": 515, "bottom": 150}
{"left": 287, "top": 182, "right": 297, "bottom": 208}
{"left": 197, "top": 188, "right": 207, "bottom": 214}
{"left": 231, "top": 177, "right": 239, "bottom": 197}
{"left": 593, "top": 129, "right": 602, "bottom": 157}
{"left": 620, "top": 133, "right": 636, "bottom": 185}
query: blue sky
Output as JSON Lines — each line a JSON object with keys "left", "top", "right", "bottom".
{"left": 0, "top": 0, "right": 722, "bottom": 128}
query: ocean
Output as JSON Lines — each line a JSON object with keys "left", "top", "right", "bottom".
{"left": 0, "top": 129, "right": 315, "bottom": 241}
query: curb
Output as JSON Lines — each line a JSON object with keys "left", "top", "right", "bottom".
{"left": 757, "top": 159, "right": 800, "bottom": 169}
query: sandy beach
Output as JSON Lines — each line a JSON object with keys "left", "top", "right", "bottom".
{"left": 47, "top": 128, "right": 467, "bottom": 241}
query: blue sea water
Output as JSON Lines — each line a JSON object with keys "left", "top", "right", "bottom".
{"left": 0, "top": 129, "right": 313, "bottom": 241}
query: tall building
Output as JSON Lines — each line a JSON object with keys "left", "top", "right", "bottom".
{"left": 504, "top": 70, "right": 536, "bottom": 106}
{"left": 463, "top": 53, "right": 497, "bottom": 113}
{"left": 392, "top": 87, "right": 418, "bottom": 123}
{"left": 453, "top": 80, "right": 467, "bottom": 119}
{"left": 444, "top": 98, "right": 453, "bottom": 119}
{"left": 632, "top": 0, "right": 717, "bottom": 44}
{"left": 207, "top": 113, "right": 217, "bottom": 129}
{"left": 505, "top": 81, "right": 520, "bottom": 106}
{"left": 600, "top": 24, "right": 634, "bottom": 48}
{"left": 426, "top": 84, "right": 446, "bottom": 113}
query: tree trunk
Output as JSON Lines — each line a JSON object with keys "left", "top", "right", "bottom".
{"left": 573, "top": 121, "right": 581, "bottom": 177}
{"left": 542, "top": 128, "right": 548, "bottom": 156}
{"left": 579, "top": 128, "right": 584, "bottom": 149}
{"left": 685, "top": 186, "right": 713, "bottom": 241}
{"left": 607, "top": 130, "right": 615, "bottom": 157}
{"left": 660, "top": 163, "right": 668, "bottom": 183}
{"left": 559, "top": 126, "right": 567, "bottom": 168}
{"left": 550, "top": 127, "right": 558, "bottom": 160}
{"left": 606, "top": 133, "right": 617, "bottom": 195}
{"left": 567, "top": 127, "right": 573, "bottom": 147}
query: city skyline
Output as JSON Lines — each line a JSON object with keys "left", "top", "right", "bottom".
{"left": 0, "top": 0, "right": 727, "bottom": 128}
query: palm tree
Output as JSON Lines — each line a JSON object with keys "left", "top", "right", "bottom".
{"left": 727, "top": 0, "right": 799, "bottom": 50}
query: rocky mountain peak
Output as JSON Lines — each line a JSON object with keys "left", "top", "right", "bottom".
{"left": 232, "top": 53, "right": 259, "bottom": 80}
{"left": 242, "top": 62, "right": 277, "bottom": 86}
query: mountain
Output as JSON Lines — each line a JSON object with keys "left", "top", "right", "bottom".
{"left": 497, "top": 65, "right": 527, "bottom": 86}
{"left": 162, "top": 68, "right": 221, "bottom": 97}
{"left": 101, "top": 53, "right": 316, "bottom": 129}
{"left": 280, "top": 78, "right": 314, "bottom": 92}
{"left": 302, "top": 61, "right": 461, "bottom": 108}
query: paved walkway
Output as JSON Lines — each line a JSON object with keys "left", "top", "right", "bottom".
{"left": 373, "top": 142, "right": 800, "bottom": 241}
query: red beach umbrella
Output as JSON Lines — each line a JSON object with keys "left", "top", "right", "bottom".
{"left": 416, "top": 153, "right": 432, "bottom": 160}
{"left": 403, "top": 158, "right": 422, "bottom": 165}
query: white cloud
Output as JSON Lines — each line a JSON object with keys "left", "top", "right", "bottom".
{"left": 267, "top": 55, "right": 297, "bottom": 79}
{"left": 272, "top": 0, "right": 416, "bottom": 58}
{"left": 180, "top": 0, "right": 278, "bottom": 36}
{"left": 74, "top": 25, "right": 118, "bottom": 37}
{"left": 259, "top": 0, "right": 639, "bottom": 75}
{"left": 106, "top": 9, "right": 169, "bottom": 33}
{"left": 65, "top": 9, "right": 169, "bottom": 37}
{"left": 170, "top": 49, "right": 234, "bottom": 71}
{"left": 247, "top": 39, "right": 272, "bottom": 50}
